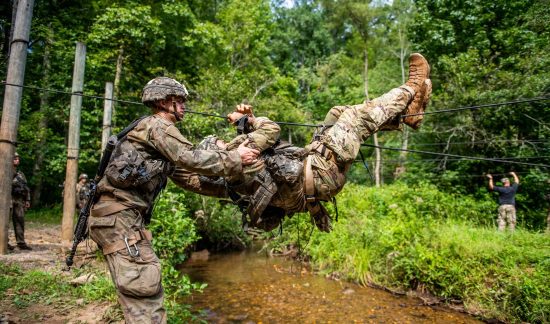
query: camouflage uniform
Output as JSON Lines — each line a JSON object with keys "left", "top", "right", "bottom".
{"left": 224, "top": 116, "right": 281, "bottom": 183}
{"left": 11, "top": 170, "right": 31, "bottom": 247}
{"left": 497, "top": 204, "right": 516, "bottom": 231}
{"left": 76, "top": 181, "right": 91, "bottom": 210}
{"left": 268, "top": 86, "right": 414, "bottom": 221}
{"left": 186, "top": 86, "right": 415, "bottom": 231}
{"left": 89, "top": 78, "right": 241, "bottom": 323}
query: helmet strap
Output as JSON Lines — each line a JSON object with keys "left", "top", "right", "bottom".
{"left": 171, "top": 100, "right": 182, "bottom": 121}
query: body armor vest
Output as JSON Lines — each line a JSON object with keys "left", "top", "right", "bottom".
{"left": 105, "top": 136, "right": 173, "bottom": 222}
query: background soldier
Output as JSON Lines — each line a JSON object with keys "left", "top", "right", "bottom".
{"left": 10, "top": 152, "right": 32, "bottom": 251}
{"left": 75, "top": 173, "right": 90, "bottom": 211}
{"left": 87, "top": 77, "right": 258, "bottom": 323}
{"left": 486, "top": 172, "right": 520, "bottom": 231}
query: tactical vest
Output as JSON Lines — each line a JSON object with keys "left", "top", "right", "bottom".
{"left": 12, "top": 171, "right": 29, "bottom": 198}
{"left": 105, "top": 136, "right": 174, "bottom": 222}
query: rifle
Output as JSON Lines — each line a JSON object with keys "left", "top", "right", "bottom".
{"left": 65, "top": 115, "right": 148, "bottom": 268}
{"left": 66, "top": 135, "right": 117, "bottom": 268}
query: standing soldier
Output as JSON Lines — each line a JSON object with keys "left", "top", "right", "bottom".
{"left": 10, "top": 152, "right": 32, "bottom": 251}
{"left": 75, "top": 173, "right": 90, "bottom": 212}
{"left": 87, "top": 77, "right": 258, "bottom": 323}
{"left": 486, "top": 172, "right": 520, "bottom": 231}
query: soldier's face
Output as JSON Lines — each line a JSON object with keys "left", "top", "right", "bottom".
{"left": 170, "top": 96, "right": 186, "bottom": 120}
{"left": 13, "top": 156, "right": 19, "bottom": 166}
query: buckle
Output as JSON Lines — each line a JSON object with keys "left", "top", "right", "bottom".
{"left": 305, "top": 195, "right": 316, "bottom": 203}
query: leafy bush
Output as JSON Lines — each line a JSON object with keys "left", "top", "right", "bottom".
{"left": 277, "top": 183, "right": 549, "bottom": 323}
{"left": 149, "top": 186, "right": 204, "bottom": 322}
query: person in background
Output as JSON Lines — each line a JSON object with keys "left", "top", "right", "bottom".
{"left": 10, "top": 152, "right": 32, "bottom": 251}
{"left": 75, "top": 173, "right": 91, "bottom": 212}
{"left": 486, "top": 172, "right": 519, "bottom": 231}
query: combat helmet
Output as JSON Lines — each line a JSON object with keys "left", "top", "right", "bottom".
{"left": 141, "top": 77, "right": 189, "bottom": 108}
{"left": 79, "top": 173, "right": 88, "bottom": 180}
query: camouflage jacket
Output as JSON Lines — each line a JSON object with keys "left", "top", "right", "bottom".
{"left": 225, "top": 117, "right": 281, "bottom": 180}
{"left": 76, "top": 182, "right": 91, "bottom": 208}
{"left": 95, "top": 114, "right": 242, "bottom": 214}
{"left": 12, "top": 170, "right": 30, "bottom": 203}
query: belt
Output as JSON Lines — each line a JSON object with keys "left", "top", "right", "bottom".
{"left": 102, "top": 228, "right": 153, "bottom": 255}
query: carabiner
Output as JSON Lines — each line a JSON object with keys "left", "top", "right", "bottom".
{"left": 124, "top": 236, "right": 140, "bottom": 257}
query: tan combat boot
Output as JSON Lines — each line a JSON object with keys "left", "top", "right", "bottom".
{"left": 403, "top": 53, "right": 431, "bottom": 130}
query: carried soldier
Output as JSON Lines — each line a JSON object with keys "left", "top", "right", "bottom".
{"left": 183, "top": 53, "right": 432, "bottom": 232}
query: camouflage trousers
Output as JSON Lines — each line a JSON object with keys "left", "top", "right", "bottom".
{"left": 321, "top": 86, "right": 413, "bottom": 164}
{"left": 497, "top": 204, "right": 516, "bottom": 231}
{"left": 312, "top": 86, "right": 414, "bottom": 199}
{"left": 89, "top": 208, "right": 165, "bottom": 324}
{"left": 11, "top": 200, "right": 26, "bottom": 245}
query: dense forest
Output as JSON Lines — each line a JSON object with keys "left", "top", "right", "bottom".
{"left": 1, "top": 1, "right": 549, "bottom": 322}
{"left": 1, "top": 0, "right": 549, "bottom": 229}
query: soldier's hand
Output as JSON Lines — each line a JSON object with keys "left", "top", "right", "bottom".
{"left": 236, "top": 104, "right": 254, "bottom": 116}
{"left": 237, "top": 140, "right": 260, "bottom": 165}
{"left": 227, "top": 111, "right": 245, "bottom": 124}
{"left": 25, "top": 201, "right": 30, "bottom": 209}
{"left": 486, "top": 174, "right": 492, "bottom": 179}
{"left": 509, "top": 171, "right": 516, "bottom": 176}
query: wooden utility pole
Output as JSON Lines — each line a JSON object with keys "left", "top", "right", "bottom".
{"left": 101, "top": 82, "right": 113, "bottom": 153}
{"left": 0, "top": 0, "right": 34, "bottom": 255}
{"left": 61, "top": 42, "right": 86, "bottom": 243}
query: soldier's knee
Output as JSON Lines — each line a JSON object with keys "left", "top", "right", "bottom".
{"left": 113, "top": 245, "right": 162, "bottom": 298}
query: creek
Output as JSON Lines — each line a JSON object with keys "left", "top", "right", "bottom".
{"left": 180, "top": 244, "right": 482, "bottom": 323}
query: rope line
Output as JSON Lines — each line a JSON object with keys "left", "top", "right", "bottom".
{"left": 409, "top": 139, "right": 550, "bottom": 146}
{"left": 3, "top": 81, "right": 549, "bottom": 128}
{"left": 361, "top": 144, "right": 550, "bottom": 168}
{"left": 401, "top": 96, "right": 550, "bottom": 117}
{"left": 356, "top": 155, "right": 550, "bottom": 163}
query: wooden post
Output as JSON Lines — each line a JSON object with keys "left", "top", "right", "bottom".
{"left": 0, "top": 0, "right": 34, "bottom": 255}
{"left": 61, "top": 42, "right": 86, "bottom": 243}
{"left": 101, "top": 82, "right": 113, "bottom": 153}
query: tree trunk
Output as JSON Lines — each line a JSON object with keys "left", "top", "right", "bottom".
{"left": 112, "top": 45, "right": 124, "bottom": 125}
{"left": 31, "top": 24, "right": 52, "bottom": 207}
{"left": 364, "top": 47, "right": 381, "bottom": 187}
{"left": 397, "top": 27, "right": 409, "bottom": 177}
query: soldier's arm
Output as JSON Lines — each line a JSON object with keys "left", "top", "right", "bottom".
{"left": 151, "top": 124, "right": 256, "bottom": 177}
{"left": 510, "top": 172, "right": 519, "bottom": 184}
{"left": 225, "top": 117, "right": 281, "bottom": 152}
{"left": 486, "top": 174, "right": 494, "bottom": 191}
{"left": 169, "top": 168, "right": 228, "bottom": 198}
{"left": 246, "top": 117, "right": 281, "bottom": 151}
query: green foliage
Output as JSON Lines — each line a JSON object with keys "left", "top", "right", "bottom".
{"left": 149, "top": 185, "right": 204, "bottom": 321}
{"left": 25, "top": 204, "right": 63, "bottom": 224}
{"left": 279, "top": 183, "right": 550, "bottom": 323}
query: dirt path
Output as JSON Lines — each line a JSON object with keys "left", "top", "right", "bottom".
{"left": 0, "top": 222, "right": 118, "bottom": 324}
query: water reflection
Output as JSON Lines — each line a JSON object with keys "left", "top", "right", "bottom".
{"left": 180, "top": 247, "right": 481, "bottom": 323}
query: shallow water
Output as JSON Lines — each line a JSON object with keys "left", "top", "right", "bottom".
{"left": 180, "top": 246, "right": 482, "bottom": 323}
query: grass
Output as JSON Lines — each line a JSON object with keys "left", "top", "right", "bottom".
{"left": 26, "top": 204, "right": 63, "bottom": 225}
{"left": 273, "top": 182, "right": 550, "bottom": 323}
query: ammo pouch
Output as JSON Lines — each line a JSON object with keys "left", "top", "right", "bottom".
{"left": 247, "top": 169, "right": 278, "bottom": 227}
{"left": 106, "top": 138, "right": 172, "bottom": 193}
{"left": 12, "top": 174, "right": 29, "bottom": 198}
{"left": 265, "top": 141, "right": 306, "bottom": 184}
